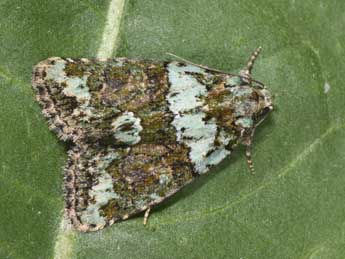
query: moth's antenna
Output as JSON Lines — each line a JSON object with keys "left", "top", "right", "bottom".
{"left": 242, "top": 47, "right": 262, "bottom": 76}
{"left": 166, "top": 52, "right": 237, "bottom": 76}
{"left": 166, "top": 52, "right": 265, "bottom": 87}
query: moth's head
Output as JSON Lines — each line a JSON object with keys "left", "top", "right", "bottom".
{"left": 220, "top": 81, "right": 273, "bottom": 146}
{"left": 252, "top": 85, "right": 273, "bottom": 125}
{"left": 236, "top": 46, "right": 273, "bottom": 127}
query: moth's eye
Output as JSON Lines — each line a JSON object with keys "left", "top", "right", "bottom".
{"left": 262, "top": 106, "right": 272, "bottom": 115}
{"left": 254, "top": 106, "right": 271, "bottom": 124}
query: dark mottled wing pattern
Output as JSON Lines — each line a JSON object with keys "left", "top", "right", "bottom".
{"left": 65, "top": 143, "right": 194, "bottom": 231}
{"left": 33, "top": 58, "right": 203, "bottom": 231}
{"left": 32, "top": 56, "right": 271, "bottom": 231}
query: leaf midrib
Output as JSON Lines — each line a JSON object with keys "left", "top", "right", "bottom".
{"left": 0, "top": 1, "right": 342, "bottom": 257}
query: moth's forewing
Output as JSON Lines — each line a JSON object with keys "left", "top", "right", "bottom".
{"left": 32, "top": 58, "right": 270, "bottom": 231}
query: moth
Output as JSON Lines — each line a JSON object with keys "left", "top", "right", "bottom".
{"left": 32, "top": 47, "right": 273, "bottom": 232}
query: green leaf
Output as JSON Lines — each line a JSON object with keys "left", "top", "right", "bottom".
{"left": 1, "top": 0, "right": 345, "bottom": 258}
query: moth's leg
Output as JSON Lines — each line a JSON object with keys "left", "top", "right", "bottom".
{"left": 244, "top": 106, "right": 273, "bottom": 174}
{"left": 243, "top": 126, "right": 258, "bottom": 174}
{"left": 255, "top": 106, "right": 273, "bottom": 128}
{"left": 143, "top": 206, "right": 151, "bottom": 225}
{"left": 245, "top": 144, "right": 255, "bottom": 174}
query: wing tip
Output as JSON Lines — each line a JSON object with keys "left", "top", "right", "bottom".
{"left": 32, "top": 57, "right": 63, "bottom": 86}
{"left": 32, "top": 57, "right": 78, "bottom": 142}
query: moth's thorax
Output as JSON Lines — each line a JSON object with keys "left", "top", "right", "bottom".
{"left": 203, "top": 82, "right": 272, "bottom": 145}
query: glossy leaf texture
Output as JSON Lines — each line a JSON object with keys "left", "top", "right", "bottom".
{"left": 1, "top": 1, "right": 345, "bottom": 258}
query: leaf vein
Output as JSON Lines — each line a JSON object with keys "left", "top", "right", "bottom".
{"left": 152, "top": 123, "right": 345, "bottom": 226}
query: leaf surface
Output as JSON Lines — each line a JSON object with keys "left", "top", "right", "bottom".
{"left": 1, "top": 1, "right": 345, "bottom": 258}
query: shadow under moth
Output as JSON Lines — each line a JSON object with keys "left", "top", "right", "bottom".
{"left": 32, "top": 47, "right": 273, "bottom": 232}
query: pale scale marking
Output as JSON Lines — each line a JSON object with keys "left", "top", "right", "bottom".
{"left": 54, "top": 0, "right": 125, "bottom": 257}
{"left": 63, "top": 76, "right": 90, "bottom": 102}
{"left": 111, "top": 112, "right": 143, "bottom": 145}
{"left": 167, "top": 62, "right": 230, "bottom": 174}
{"left": 45, "top": 59, "right": 66, "bottom": 83}
{"left": 45, "top": 59, "right": 91, "bottom": 103}
{"left": 79, "top": 152, "right": 120, "bottom": 226}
